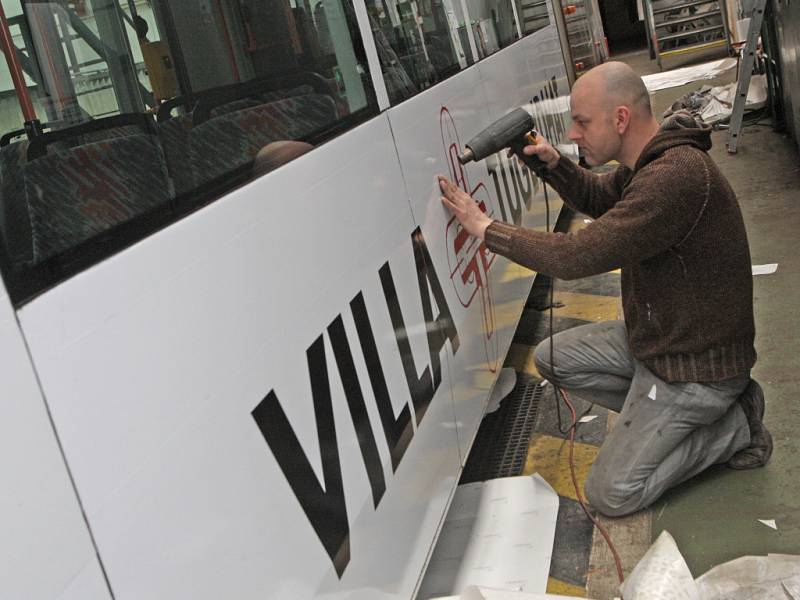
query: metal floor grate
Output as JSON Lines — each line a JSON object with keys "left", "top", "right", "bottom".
{"left": 460, "top": 374, "right": 545, "bottom": 484}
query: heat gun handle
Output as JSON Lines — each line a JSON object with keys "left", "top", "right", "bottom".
{"left": 509, "top": 139, "right": 548, "bottom": 177}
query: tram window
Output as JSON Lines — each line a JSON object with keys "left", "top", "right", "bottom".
{"left": 367, "top": 0, "right": 472, "bottom": 103}
{"left": 0, "top": 0, "right": 378, "bottom": 304}
{"left": 463, "top": 0, "right": 521, "bottom": 58}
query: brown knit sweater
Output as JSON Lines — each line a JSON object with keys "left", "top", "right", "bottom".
{"left": 485, "top": 113, "right": 756, "bottom": 382}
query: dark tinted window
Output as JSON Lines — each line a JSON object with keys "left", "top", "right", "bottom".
{"left": 0, "top": 0, "right": 378, "bottom": 303}
{"left": 370, "top": 0, "right": 531, "bottom": 104}
{"left": 367, "top": 0, "right": 472, "bottom": 102}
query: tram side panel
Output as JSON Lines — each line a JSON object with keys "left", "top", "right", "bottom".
{"left": 388, "top": 68, "right": 512, "bottom": 466}
{"left": 4, "top": 6, "right": 579, "bottom": 600}
{"left": 16, "top": 115, "right": 463, "bottom": 599}
{"left": 477, "top": 23, "right": 577, "bottom": 305}
{"left": 388, "top": 22, "right": 575, "bottom": 465}
{"left": 0, "top": 283, "right": 111, "bottom": 599}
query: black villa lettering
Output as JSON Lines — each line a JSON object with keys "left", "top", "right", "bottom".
{"left": 251, "top": 226, "right": 459, "bottom": 577}
{"left": 251, "top": 335, "right": 350, "bottom": 578}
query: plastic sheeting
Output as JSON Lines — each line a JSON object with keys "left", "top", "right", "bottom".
{"left": 699, "top": 74, "right": 768, "bottom": 124}
{"left": 662, "top": 74, "right": 768, "bottom": 125}
{"left": 431, "top": 530, "right": 800, "bottom": 600}
{"left": 418, "top": 475, "right": 559, "bottom": 599}
{"left": 431, "top": 587, "right": 579, "bottom": 600}
{"left": 622, "top": 532, "right": 800, "bottom": 600}
{"left": 641, "top": 58, "right": 738, "bottom": 92}
{"left": 620, "top": 532, "right": 700, "bottom": 599}
{"left": 697, "top": 555, "right": 800, "bottom": 599}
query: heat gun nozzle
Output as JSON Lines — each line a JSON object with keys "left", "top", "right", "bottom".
{"left": 457, "top": 147, "right": 475, "bottom": 165}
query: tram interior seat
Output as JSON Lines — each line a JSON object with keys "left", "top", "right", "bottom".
{"left": 184, "top": 93, "right": 337, "bottom": 189}
{"left": 0, "top": 114, "right": 172, "bottom": 268}
{"left": 0, "top": 79, "right": 336, "bottom": 269}
{"left": 157, "top": 83, "right": 324, "bottom": 195}
{"left": 156, "top": 72, "right": 336, "bottom": 194}
{"left": 20, "top": 133, "right": 172, "bottom": 264}
{"left": 157, "top": 113, "right": 195, "bottom": 196}
{"left": 0, "top": 141, "right": 33, "bottom": 266}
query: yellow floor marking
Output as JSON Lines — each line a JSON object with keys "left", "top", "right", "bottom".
{"left": 505, "top": 342, "right": 540, "bottom": 377}
{"left": 494, "top": 262, "right": 520, "bottom": 284}
{"left": 499, "top": 268, "right": 535, "bottom": 284}
{"left": 523, "top": 434, "right": 599, "bottom": 502}
{"left": 547, "top": 577, "right": 588, "bottom": 597}
{"left": 553, "top": 291, "right": 619, "bottom": 322}
{"left": 492, "top": 299, "right": 527, "bottom": 332}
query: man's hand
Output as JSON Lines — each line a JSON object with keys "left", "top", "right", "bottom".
{"left": 438, "top": 176, "right": 493, "bottom": 241}
{"left": 509, "top": 132, "right": 560, "bottom": 170}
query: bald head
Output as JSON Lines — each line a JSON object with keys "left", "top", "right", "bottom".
{"left": 574, "top": 61, "right": 651, "bottom": 115}
{"left": 567, "top": 61, "right": 660, "bottom": 168}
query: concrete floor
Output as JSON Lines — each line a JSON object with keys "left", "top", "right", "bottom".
{"left": 523, "top": 48, "right": 800, "bottom": 597}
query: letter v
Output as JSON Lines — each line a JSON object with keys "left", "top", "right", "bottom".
{"left": 252, "top": 334, "right": 350, "bottom": 578}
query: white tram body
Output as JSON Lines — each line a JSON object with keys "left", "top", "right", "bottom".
{"left": 0, "top": 0, "right": 577, "bottom": 596}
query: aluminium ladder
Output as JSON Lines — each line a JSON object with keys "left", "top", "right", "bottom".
{"left": 726, "top": 0, "right": 767, "bottom": 153}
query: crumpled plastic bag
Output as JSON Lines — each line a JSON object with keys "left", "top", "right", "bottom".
{"left": 696, "top": 554, "right": 800, "bottom": 599}
{"left": 619, "top": 531, "right": 700, "bottom": 600}
{"left": 661, "top": 74, "right": 768, "bottom": 125}
{"left": 432, "top": 586, "right": 583, "bottom": 599}
{"left": 431, "top": 531, "right": 800, "bottom": 600}
{"left": 619, "top": 531, "right": 800, "bottom": 600}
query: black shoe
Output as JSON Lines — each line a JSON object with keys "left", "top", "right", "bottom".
{"left": 728, "top": 380, "right": 773, "bottom": 470}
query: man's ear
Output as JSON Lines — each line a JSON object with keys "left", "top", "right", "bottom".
{"left": 615, "top": 106, "right": 632, "bottom": 134}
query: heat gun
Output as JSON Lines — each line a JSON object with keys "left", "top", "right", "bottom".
{"left": 457, "top": 107, "right": 548, "bottom": 176}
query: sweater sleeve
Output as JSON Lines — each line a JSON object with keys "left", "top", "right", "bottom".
{"left": 485, "top": 151, "right": 710, "bottom": 280}
{"left": 543, "top": 155, "right": 632, "bottom": 218}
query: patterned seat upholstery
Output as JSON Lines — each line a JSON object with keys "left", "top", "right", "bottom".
{"left": 158, "top": 113, "right": 195, "bottom": 196}
{"left": 0, "top": 141, "right": 33, "bottom": 266}
{"left": 78, "top": 123, "right": 144, "bottom": 145}
{"left": 20, "top": 134, "right": 172, "bottom": 263}
{"left": 186, "top": 93, "right": 336, "bottom": 189}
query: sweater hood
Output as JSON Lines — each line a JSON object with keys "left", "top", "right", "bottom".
{"left": 635, "top": 111, "right": 712, "bottom": 171}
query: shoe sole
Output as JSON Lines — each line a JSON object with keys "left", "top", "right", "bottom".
{"left": 728, "top": 423, "right": 773, "bottom": 470}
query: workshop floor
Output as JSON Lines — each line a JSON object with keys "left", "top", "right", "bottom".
{"left": 505, "top": 48, "right": 800, "bottom": 597}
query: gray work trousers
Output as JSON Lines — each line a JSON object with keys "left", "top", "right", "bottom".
{"left": 534, "top": 321, "right": 751, "bottom": 517}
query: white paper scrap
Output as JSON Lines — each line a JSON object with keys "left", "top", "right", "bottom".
{"left": 418, "top": 475, "right": 560, "bottom": 599}
{"left": 641, "top": 57, "right": 737, "bottom": 92}
{"left": 579, "top": 415, "right": 598, "bottom": 424}
{"left": 753, "top": 263, "right": 779, "bottom": 276}
{"left": 431, "top": 588, "right": 591, "bottom": 599}
{"left": 486, "top": 368, "right": 517, "bottom": 414}
{"left": 620, "top": 531, "right": 700, "bottom": 599}
{"left": 783, "top": 575, "right": 800, "bottom": 599}
{"left": 759, "top": 519, "right": 778, "bottom": 530}
{"left": 583, "top": 219, "right": 593, "bottom": 224}
{"left": 648, "top": 384, "right": 657, "bottom": 400}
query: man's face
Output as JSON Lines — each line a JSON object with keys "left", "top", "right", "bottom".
{"left": 567, "top": 82, "right": 622, "bottom": 166}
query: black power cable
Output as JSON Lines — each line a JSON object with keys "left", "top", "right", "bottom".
{"left": 539, "top": 178, "right": 593, "bottom": 434}
{"left": 538, "top": 170, "right": 624, "bottom": 584}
